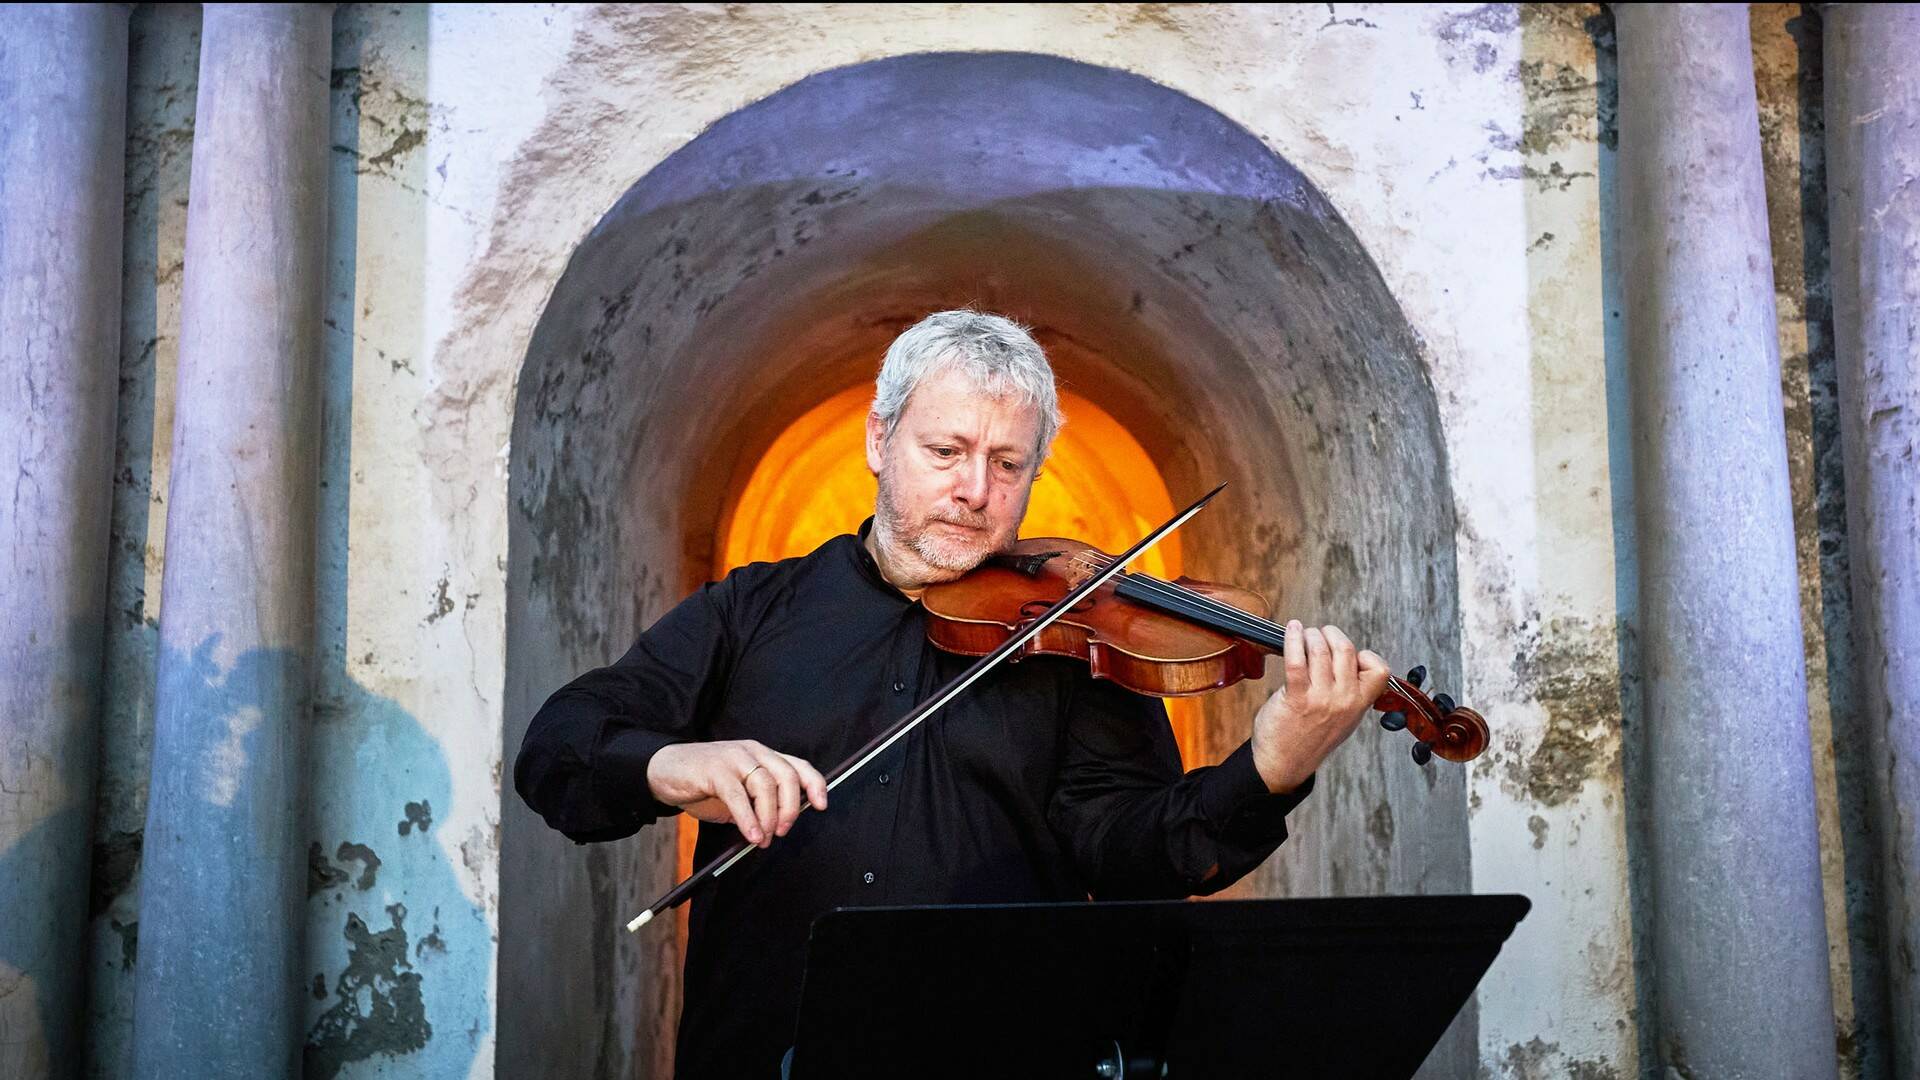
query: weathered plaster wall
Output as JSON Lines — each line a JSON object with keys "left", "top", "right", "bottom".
{"left": 80, "top": 4, "right": 1871, "bottom": 1079}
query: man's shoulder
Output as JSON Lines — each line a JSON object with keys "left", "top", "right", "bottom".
{"left": 705, "top": 531, "right": 864, "bottom": 619}
{"left": 695, "top": 532, "right": 870, "bottom": 652}
{"left": 716, "top": 531, "right": 858, "bottom": 589}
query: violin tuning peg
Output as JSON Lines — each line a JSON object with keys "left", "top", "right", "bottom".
{"left": 1433, "top": 693, "right": 1456, "bottom": 714}
{"left": 1379, "top": 711, "right": 1408, "bottom": 732}
{"left": 1406, "top": 665, "right": 1427, "bottom": 688}
{"left": 1411, "top": 741, "right": 1434, "bottom": 766}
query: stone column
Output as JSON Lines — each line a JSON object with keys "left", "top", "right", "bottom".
{"left": 0, "top": 7, "right": 131, "bottom": 1078}
{"left": 1615, "top": 5, "right": 1839, "bottom": 1077}
{"left": 129, "top": 6, "right": 332, "bottom": 1076}
{"left": 1826, "top": 6, "right": 1920, "bottom": 1075}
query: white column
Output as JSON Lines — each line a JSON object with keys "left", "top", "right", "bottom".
{"left": 129, "top": 5, "right": 333, "bottom": 1075}
{"left": 1615, "top": 4, "right": 1838, "bottom": 1077}
{"left": 1825, "top": 5, "right": 1920, "bottom": 1076}
{"left": 0, "top": 6, "right": 131, "bottom": 1078}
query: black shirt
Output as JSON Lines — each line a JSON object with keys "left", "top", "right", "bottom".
{"left": 514, "top": 522, "right": 1312, "bottom": 1078}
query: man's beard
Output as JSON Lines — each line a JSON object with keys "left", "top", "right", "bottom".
{"left": 874, "top": 467, "right": 998, "bottom": 580}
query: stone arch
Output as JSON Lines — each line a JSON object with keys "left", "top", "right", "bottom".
{"left": 499, "top": 51, "right": 1467, "bottom": 1079}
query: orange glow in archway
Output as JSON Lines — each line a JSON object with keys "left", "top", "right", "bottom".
{"left": 684, "top": 385, "right": 1202, "bottom": 892}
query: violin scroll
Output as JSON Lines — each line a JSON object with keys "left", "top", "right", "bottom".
{"left": 1374, "top": 665, "right": 1489, "bottom": 765}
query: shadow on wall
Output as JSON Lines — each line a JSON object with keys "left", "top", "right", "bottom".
{"left": 2, "top": 636, "right": 489, "bottom": 1078}
{"left": 304, "top": 647, "right": 490, "bottom": 1080}
{"left": 499, "top": 51, "right": 1466, "bottom": 1080}
{"left": 0, "top": 707, "right": 91, "bottom": 1077}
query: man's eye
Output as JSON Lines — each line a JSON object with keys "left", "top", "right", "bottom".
{"left": 930, "top": 446, "right": 957, "bottom": 458}
{"left": 998, "top": 459, "right": 1022, "bottom": 472}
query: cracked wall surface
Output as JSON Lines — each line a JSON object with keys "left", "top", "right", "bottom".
{"left": 78, "top": 5, "right": 1870, "bottom": 1079}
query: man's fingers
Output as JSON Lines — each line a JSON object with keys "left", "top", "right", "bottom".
{"left": 1304, "top": 625, "right": 1332, "bottom": 690}
{"left": 714, "top": 777, "right": 762, "bottom": 845}
{"left": 750, "top": 748, "right": 804, "bottom": 836}
{"left": 1323, "top": 625, "right": 1357, "bottom": 694}
{"left": 783, "top": 753, "right": 830, "bottom": 812}
{"left": 742, "top": 764, "right": 780, "bottom": 844}
{"left": 1357, "top": 649, "right": 1391, "bottom": 700}
{"left": 1283, "top": 619, "right": 1307, "bottom": 685}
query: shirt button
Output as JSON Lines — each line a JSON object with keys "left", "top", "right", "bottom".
{"left": 863, "top": 871, "right": 876, "bottom": 885}
{"left": 891, "top": 680, "right": 906, "bottom": 692}
{"left": 878, "top": 772, "right": 891, "bottom": 785}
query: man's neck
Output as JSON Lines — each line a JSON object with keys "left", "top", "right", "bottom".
{"left": 863, "top": 526, "right": 929, "bottom": 600}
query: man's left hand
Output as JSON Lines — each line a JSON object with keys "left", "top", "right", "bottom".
{"left": 1250, "top": 621, "right": 1391, "bottom": 794}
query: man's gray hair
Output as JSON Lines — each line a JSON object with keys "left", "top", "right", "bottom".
{"left": 871, "top": 309, "right": 1064, "bottom": 460}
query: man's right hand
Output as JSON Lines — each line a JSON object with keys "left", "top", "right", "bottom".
{"left": 645, "top": 741, "right": 829, "bottom": 848}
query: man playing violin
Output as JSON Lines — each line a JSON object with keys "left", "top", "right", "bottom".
{"left": 515, "top": 309, "right": 1391, "bottom": 1078}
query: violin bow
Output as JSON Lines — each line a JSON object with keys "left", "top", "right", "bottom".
{"left": 625, "top": 481, "right": 1228, "bottom": 932}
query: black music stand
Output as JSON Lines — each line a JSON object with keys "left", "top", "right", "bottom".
{"left": 788, "top": 894, "right": 1529, "bottom": 1079}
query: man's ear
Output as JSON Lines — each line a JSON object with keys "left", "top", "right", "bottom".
{"left": 864, "top": 412, "right": 888, "bottom": 476}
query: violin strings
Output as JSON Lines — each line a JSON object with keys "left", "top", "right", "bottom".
{"left": 1065, "top": 552, "right": 1285, "bottom": 644}
{"left": 1130, "top": 576, "right": 1287, "bottom": 649}
{"left": 1066, "top": 551, "right": 1291, "bottom": 645}
{"left": 1061, "top": 550, "right": 1425, "bottom": 712}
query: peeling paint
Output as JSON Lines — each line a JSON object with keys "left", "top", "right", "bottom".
{"left": 416, "top": 921, "right": 447, "bottom": 959}
{"left": 1517, "top": 5, "right": 1608, "bottom": 155}
{"left": 309, "top": 841, "right": 382, "bottom": 894}
{"left": 336, "top": 842, "right": 381, "bottom": 890}
{"left": 1503, "top": 616, "right": 1624, "bottom": 807}
{"left": 398, "top": 799, "right": 432, "bottom": 836}
{"left": 1434, "top": 3, "right": 1519, "bottom": 76}
{"left": 1494, "top": 1035, "right": 1621, "bottom": 1080}
{"left": 309, "top": 841, "right": 350, "bottom": 896}
{"left": 305, "top": 903, "right": 431, "bottom": 1080}
{"left": 424, "top": 575, "right": 455, "bottom": 624}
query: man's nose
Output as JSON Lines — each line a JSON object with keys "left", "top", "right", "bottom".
{"left": 951, "top": 457, "right": 991, "bottom": 508}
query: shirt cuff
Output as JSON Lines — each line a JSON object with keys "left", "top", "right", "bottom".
{"left": 593, "top": 724, "right": 686, "bottom": 831}
{"left": 1199, "top": 740, "right": 1315, "bottom": 835}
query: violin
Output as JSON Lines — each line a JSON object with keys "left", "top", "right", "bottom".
{"left": 921, "top": 536, "right": 1490, "bottom": 765}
